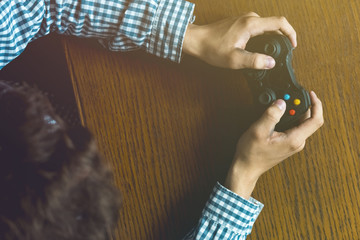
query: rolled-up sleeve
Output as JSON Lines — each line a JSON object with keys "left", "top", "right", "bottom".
{"left": 0, "top": 0, "right": 195, "bottom": 69}
{"left": 100, "top": 0, "right": 195, "bottom": 62}
{"left": 184, "top": 182, "right": 264, "bottom": 240}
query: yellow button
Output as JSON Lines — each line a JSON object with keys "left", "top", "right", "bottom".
{"left": 294, "top": 99, "right": 301, "bottom": 106}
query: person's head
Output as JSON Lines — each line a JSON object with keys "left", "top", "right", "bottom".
{"left": 0, "top": 81, "right": 121, "bottom": 240}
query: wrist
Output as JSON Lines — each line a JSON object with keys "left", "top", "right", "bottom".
{"left": 224, "top": 161, "right": 259, "bottom": 199}
{"left": 183, "top": 24, "right": 206, "bottom": 59}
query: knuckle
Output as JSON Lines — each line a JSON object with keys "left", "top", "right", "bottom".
{"left": 289, "top": 138, "right": 304, "bottom": 152}
{"left": 245, "top": 11, "right": 259, "bottom": 17}
{"left": 265, "top": 107, "right": 280, "bottom": 122}
{"left": 298, "top": 142, "right": 306, "bottom": 151}
{"left": 242, "top": 16, "right": 255, "bottom": 29}
{"left": 249, "top": 126, "right": 263, "bottom": 141}
{"left": 317, "top": 117, "right": 324, "bottom": 128}
{"left": 313, "top": 114, "right": 324, "bottom": 128}
{"left": 228, "top": 55, "right": 240, "bottom": 69}
{"left": 251, "top": 54, "right": 263, "bottom": 69}
{"left": 253, "top": 129, "right": 263, "bottom": 140}
{"left": 279, "top": 16, "right": 288, "bottom": 24}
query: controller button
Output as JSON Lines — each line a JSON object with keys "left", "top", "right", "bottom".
{"left": 289, "top": 109, "right": 296, "bottom": 116}
{"left": 294, "top": 99, "right": 301, "bottom": 105}
{"left": 284, "top": 94, "right": 291, "bottom": 101}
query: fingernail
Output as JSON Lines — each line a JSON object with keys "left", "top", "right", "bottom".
{"left": 273, "top": 99, "right": 286, "bottom": 110}
{"left": 266, "top": 57, "right": 276, "bottom": 69}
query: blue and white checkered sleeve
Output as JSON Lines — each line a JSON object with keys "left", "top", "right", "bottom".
{"left": 145, "top": 0, "right": 195, "bottom": 62}
{"left": 184, "top": 182, "right": 264, "bottom": 240}
{"left": 99, "top": 0, "right": 195, "bottom": 63}
{"left": 0, "top": 0, "right": 194, "bottom": 70}
{"left": 0, "top": 1, "right": 44, "bottom": 70}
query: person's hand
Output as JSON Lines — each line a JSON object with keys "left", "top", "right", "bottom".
{"left": 183, "top": 12, "right": 297, "bottom": 69}
{"left": 224, "top": 91, "right": 324, "bottom": 199}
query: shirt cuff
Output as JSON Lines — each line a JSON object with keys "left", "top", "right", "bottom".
{"left": 202, "top": 182, "right": 264, "bottom": 237}
{"left": 147, "top": 0, "right": 195, "bottom": 63}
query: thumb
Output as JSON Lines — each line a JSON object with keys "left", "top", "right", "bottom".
{"left": 237, "top": 50, "right": 276, "bottom": 69}
{"left": 252, "top": 99, "right": 286, "bottom": 136}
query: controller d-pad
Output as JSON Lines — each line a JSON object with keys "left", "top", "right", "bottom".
{"left": 246, "top": 69, "right": 266, "bottom": 80}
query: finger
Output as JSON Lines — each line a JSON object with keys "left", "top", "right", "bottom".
{"left": 235, "top": 49, "right": 276, "bottom": 69}
{"left": 248, "top": 16, "right": 297, "bottom": 48}
{"left": 286, "top": 91, "right": 324, "bottom": 141}
{"left": 251, "top": 99, "right": 286, "bottom": 137}
{"left": 298, "top": 108, "right": 311, "bottom": 123}
{"left": 274, "top": 30, "right": 283, "bottom": 35}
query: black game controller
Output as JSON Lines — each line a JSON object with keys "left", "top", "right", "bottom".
{"left": 243, "top": 34, "right": 311, "bottom": 131}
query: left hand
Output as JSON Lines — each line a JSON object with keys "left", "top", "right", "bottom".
{"left": 183, "top": 12, "right": 297, "bottom": 69}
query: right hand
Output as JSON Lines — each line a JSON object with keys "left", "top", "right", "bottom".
{"left": 224, "top": 91, "right": 324, "bottom": 199}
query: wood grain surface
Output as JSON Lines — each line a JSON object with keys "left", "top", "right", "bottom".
{"left": 63, "top": 0, "right": 360, "bottom": 239}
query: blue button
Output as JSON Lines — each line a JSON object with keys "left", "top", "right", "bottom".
{"left": 284, "top": 94, "right": 290, "bottom": 101}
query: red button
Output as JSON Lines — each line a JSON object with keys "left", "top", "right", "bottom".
{"left": 289, "top": 109, "right": 296, "bottom": 116}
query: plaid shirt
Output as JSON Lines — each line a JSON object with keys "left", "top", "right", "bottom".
{"left": 0, "top": 1, "right": 264, "bottom": 238}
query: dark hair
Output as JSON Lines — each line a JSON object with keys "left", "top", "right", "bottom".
{"left": 0, "top": 82, "right": 121, "bottom": 240}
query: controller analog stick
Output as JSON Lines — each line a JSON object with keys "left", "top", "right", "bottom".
{"left": 264, "top": 41, "right": 281, "bottom": 58}
{"left": 258, "top": 89, "right": 276, "bottom": 105}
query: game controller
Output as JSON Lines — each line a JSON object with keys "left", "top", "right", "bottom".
{"left": 243, "top": 34, "right": 311, "bottom": 131}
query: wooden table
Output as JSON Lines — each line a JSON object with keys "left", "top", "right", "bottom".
{"left": 63, "top": 0, "right": 360, "bottom": 239}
